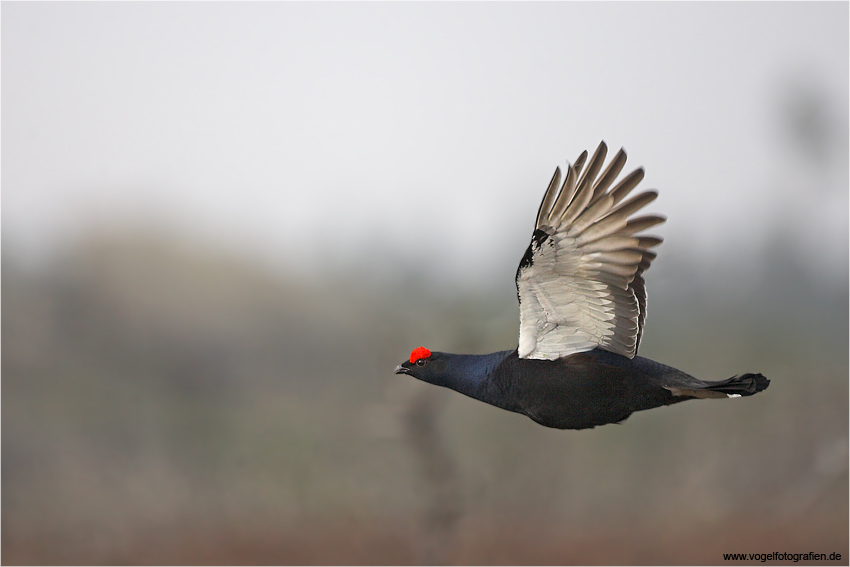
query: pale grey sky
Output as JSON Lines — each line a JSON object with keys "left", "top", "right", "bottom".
{"left": 3, "top": 2, "right": 848, "bottom": 287}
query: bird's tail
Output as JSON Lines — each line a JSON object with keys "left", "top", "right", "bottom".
{"left": 666, "top": 373, "right": 770, "bottom": 399}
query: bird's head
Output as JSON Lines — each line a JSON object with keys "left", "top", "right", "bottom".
{"left": 394, "top": 346, "right": 444, "bottom": 383}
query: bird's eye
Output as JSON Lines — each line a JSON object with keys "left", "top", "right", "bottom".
{"left": 416, "top": 359, "right": 426, "bottom": 366}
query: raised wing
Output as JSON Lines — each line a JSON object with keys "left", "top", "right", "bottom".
{"left": 515, "top": 142, "right": 665, "bottom": 360}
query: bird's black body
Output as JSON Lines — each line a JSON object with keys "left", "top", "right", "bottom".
{"left": 395, "top": 349, "right": 769, "bottom": 430}
{"left": 395, "top": 142, "right": 769, "bottom": 430}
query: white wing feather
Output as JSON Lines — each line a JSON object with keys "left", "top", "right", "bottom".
{"left": 515, "top": 142, "right": 665, "bottom": 360}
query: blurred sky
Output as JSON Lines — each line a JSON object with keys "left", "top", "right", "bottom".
{"left": 3, "top": 2, "right": 848, "bottom": 288}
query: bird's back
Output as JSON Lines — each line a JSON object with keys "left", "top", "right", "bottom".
{"left": 492, "top": 349, "right": 697, "bottom": 430}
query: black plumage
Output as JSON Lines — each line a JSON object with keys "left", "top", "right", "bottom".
{"left": 395, "top": 349, "right": 768, "bottom": 430}
{"left": 395, "top": 142, "right": 769, "bottom": 430}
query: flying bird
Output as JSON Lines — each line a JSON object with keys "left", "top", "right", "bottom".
{"left": 395, "top": 142, "right": 769, "bottom": 430}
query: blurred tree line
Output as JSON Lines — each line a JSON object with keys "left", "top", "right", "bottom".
{"left": 2, "top": 224, "right": 846, "bottom": 563}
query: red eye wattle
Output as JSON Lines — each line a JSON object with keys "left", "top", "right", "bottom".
{"left": 410, "top": 346, "right": 431, "bottom": 364}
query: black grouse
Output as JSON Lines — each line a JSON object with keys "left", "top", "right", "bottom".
{"left": 395, "top": 142, "right": 769, "bottom": 430}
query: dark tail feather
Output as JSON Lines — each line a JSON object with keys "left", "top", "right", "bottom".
{"left": 666, "top": 373, "right": 770, "bottom": 399}
{"left": 704, "top": 373, "right": 770, "bottom": 396}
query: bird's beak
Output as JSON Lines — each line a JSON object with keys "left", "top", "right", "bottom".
{"left": 394, "top": 364, "right": 410, "bottom": 375}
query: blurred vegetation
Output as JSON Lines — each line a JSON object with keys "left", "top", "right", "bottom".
{"left": 2, "top": 227, "right": 847, "bottom": 564}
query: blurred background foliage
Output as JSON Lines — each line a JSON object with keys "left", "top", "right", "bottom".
{"left": 3, "top": 2, "right": 848, "bottom": 564}
{"left": 3, "top": 206, "right": 847, "bottom": 564}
